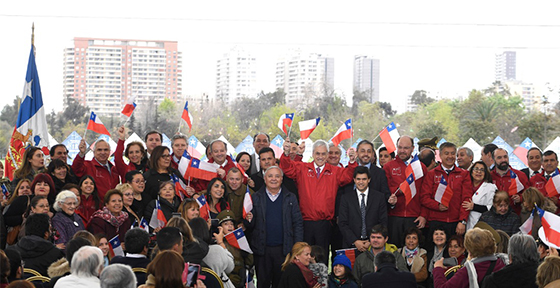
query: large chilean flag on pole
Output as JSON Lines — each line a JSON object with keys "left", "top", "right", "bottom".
{"left": 299, "top": 117, "right": 320, "bottom": 140}
{"left": 379, "top": 122, "right": 400, "bottom": 154}
{"left": 87, "top": 112, "right": 110, "bottom": 135}
{"left": 331, "top": 119, "right": 353, "bottom": 146}
{"left": 6, "top": 44, "right": 51, "bottom": 180}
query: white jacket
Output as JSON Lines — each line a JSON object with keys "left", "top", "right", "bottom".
{"left": 202, "top": 244, "right": 235, "bottom": 288}
{"left": 54, "top": 274, "right": 100, "bottom": 288}
{"left": 467, "top": 182, "right": 497, "bottom": 230}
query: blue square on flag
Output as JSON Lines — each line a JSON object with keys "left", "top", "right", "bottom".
{"left": 192, "top": 159, "right": 200, "bottom": 168}
{"left": 387, "top": 122, "right": 396, "bottom": 131}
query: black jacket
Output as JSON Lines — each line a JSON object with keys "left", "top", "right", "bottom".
{"left": 246, "top": 186, "right": 303, "bottom": 256}
{"left": 338, "top": 186, "right": 388, "bottom": 248}
{"left": 342, "top": 164, "right": 391, "bottom": 202}
{"left": 481, "top": 261, "right": 539, "bottom": 288}
{"left": 144, "top": 196, "right": 181, "bottom": 224}
{"left": 361, "top": 263, "right": 416, "bottom": 288}
{"left": 7, "top": 235, "right": 64, "bottom": 277}
{"left": 143, "top": 168, "right": 186, "bottom": 200}
{"left": 250, "top": 171, "right": 299, "bottom": 199}
{"left": 278, "top": 263, "right": 309, "bottom": 288}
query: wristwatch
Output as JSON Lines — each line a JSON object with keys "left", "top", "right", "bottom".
{"left": 460, "top": 220, "right": 467, "bottom": 225}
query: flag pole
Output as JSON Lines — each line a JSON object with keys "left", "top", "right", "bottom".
{"left": 350, "top": 118, "right": 353, "bottom": 147}
{"left": 31, "top": 23, "right": 34, "bottom": 46}
{"left": 178, "top": 118, "right": 182, "bottom": 134}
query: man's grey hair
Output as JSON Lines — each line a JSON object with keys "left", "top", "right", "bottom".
{"left": 71, "top": 246, "right": 104, "bottom": 277}
{"left": 171, "top": 134, "right": 188, "bottom": 145}
{"left": 328, "top": 142, "right": 341, "bottom": 152}
{"left": 458, "top": 146, "right": 474, "bottom": 158}
{"left": 264, "top": 166, "right": 284, "bottom": 178}
{"left": 312, "top": 140, "right": 328, "bottom": 153}
{"left": 94, "top": 139, "right": 109, "bottom": 151}
{"left": 508, "top": 233, "right": 539, "bottom": 264}
{"left": 100, "top": 263, "right": 137, "bottom": 288}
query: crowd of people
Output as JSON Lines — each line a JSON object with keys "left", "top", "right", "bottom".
{"left": 1, "top": 126, "right": 560, "bottom": 288}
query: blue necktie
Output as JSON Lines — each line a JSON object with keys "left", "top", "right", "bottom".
{"left": 360, "top": 193, "right": 366, "bottom": 238}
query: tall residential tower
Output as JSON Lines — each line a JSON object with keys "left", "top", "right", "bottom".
{"left": 495, "top": 51, "right": 516, "bottom": 83}
{"left": 215, "top": 47, "right": 258, "bottom": 104}
{"left": 353, "top": 55, "right": 380, "bottom": 103}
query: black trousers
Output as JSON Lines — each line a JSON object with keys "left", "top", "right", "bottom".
{"left": 388, "top": 216, "right": 417, "bottom": 248}
{"left": 255, "top": 246, "right": 284, "bottom": 288}
{"left": 303, "top": 220, "right": 332, "bottom": 265}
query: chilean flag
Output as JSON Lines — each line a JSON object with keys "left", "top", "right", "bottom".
{"left": 335, "top": 248, "right": 357, "bottom": 268}
{"left": 187, "top": 136, "right": 206, "bottom": 159}
{"left": 185, "top": 157, "right": 220, "bottom": 181}
{"left": 545, "top": 168, "right": 560, "bottom": 197}
{"left": 379, "top": 122, "right": 400, "bottom": 154}
{"left": 404, "top": 154, "right": 424, "bottom": 180}
{"left": 513, "top": 138, "right": 534, "bottom": 166}
{"left": 149, "top": 199, "right": 167, "bottom": 229}
{"left": 121, "top": 95, "right": 137, "bottom": 117}
{"left": 277, "top": 113, "right": 294, "bottom": 135}
{"left": 508, "top": 169, "right": 524, "bottom": 196}
{"left": 537, "top": 206, "right": 560, "bottom": 249}
{"left": 170, "top": 173, "right": 188, "bottom": 201}
{"left": 196, "top": 194, "right": 211, "bottom": 220}
{"left": 399, "top": 174, "right": 417, "bottom": 206}
{"left": 87, "top": 112, "right": 110, "bottom": 135}
{"left": 434, "top": 176, "right": 454, "bottom": 207}
{"left": 519, "top": 209, "right": 534, "bottom": 235}
{"left": 331, "top": 119, "right": 353, "bottom": 146}
{"left": 182, "top": 101, "right": 193, "bottom": 132}
{"left": 108, "top": 235, "right": 124, "bottom": 257}
{"left": 299, "top": 117, "right": 320, "bottom": 140}
{"left": 139, "top": 217, "right": 150, "bottom": 233}
{"left": 1, "top": 184, "right": 9, "bottom": 200}
{"left": 242, "top": 186, "right": 253, "bottom": 219}
{"left": 225, "top": 227, "right": 253, "bottom": 254}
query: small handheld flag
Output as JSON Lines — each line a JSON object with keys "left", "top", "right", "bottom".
{"left": 519, "top": 209, "right": 534, "bottom": 235}
{"left": 87, "top": 112, "right": 110, "bottom": 136}
{"left": 331, "top": 119, "right": 353, "bottom": 146}
{"left": 196, "top": 194, "right": 210, "bottom": 220}
{"left": 508, "top": 170, "right": 524, "bottom": 196}
{"left": 277, "top": 113, "right": 294, "bottom": 135}
{"left": 434, "top": 176, "right": 454, "bottom": 207}
{"left": 149, "top": 199, "right": 167, "bottom": 229}
{"left": 335, "top": 248, "right": 358, "bottom": 268}
{"left": 1, "top": 184, "right": 9, "bottom": 200}
{"left": 108, "top": 235, "right": 124, "bottom": 257}
{"left": 298, "top": 117, "right": 320, "bottom": 140}
{"left": 378, "top": 122, "right": 400, "bottom": 154}
{"left": 225, "top": 227, "right": 253, "bottom": 254}
{"left": 182, "top": 101, "right": 193, "bottom": 132}
{"left": 121, "top": 95, "right": 137, "bottom": 117}
{"left": 139, "top": 217, "right": 150, "bottom": 233}
{"left": 242, "top": 186, "right": 253, "bottom": 219}
{"left": 545, "top": 168, "right": 560, "bottom": 197}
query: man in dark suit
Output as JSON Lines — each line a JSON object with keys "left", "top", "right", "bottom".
{"left": 251, "top": 147, "right": 298, "bottom": 198}
{"left": 361, "top": 251, "right": 416, "bottom": 288}
{"left": 338, "top": 166, "right": 388, "bottom": 250}
{"left": 355, "top": 140, "right": 391, "bottom": 201}
{"left": 521, "top": 147, "right": 543, "bottom": 179}
{"left": 110, "top": 228, "right": 151, "bottom": 286}
{"left": 250, "top": 133, "right": 271, "bottom": 175}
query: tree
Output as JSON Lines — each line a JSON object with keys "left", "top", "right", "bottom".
{"left": 0, "top": 97, "right": 20, "bottom": 127}
{"left": 375, "top": 102, "right": 396, "bottom": 117}
{"left": 411, "top": 90, "right": 435, "bottom": 106}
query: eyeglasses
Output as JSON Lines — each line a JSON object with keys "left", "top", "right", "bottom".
{"left": 472, "top": 168, "right": 485, "bottom": 172}
{"left": 132, "top": 180, "right": 145, "bottom": 184}
{"left": 63, "top": 202, "right": 77, "bottom": 206}
{"left": 123, "top": 193, "right": 133, "bottom": 197}
{"left": 161, "top": 154, "right": 171, "bottom": 159}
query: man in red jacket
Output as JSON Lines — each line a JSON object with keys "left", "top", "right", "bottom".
{"left": 72, "top": 139, "right": 120, "bottom": 201}
{"left": 491, "top": 148, "right": 529, "bottom": 215}
{"left": 280, "top": 138, "right": 357, "bottom": 260}
{"left": 421, "top": 142, "right": 472, "bottom": 239}
{"left": 530, "top": 150, "right": 559, "bottom": 207}
{"left": 383, "top": 136, "right": 427, "bottom": 248}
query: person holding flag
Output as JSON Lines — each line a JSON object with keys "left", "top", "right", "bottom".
{"left": 530, "top": 150, "right": 560, "bottom": 206}
{"left": 280, "top": 137, "right": 357, "bottom": 258}
{"left": 244, "top": 165, "right": 303, "bottom": 288}
{"left": 143, "top": 146, "right": 187, "bottom": 200}
{"left": 114, "top": 126, "right": 148, "bottom": 181}
{"left": 383, "top": 136, "right": 428, "bottom": 248}
{"left": 421, "top": 142, "right": 472, "bottom": 241}
{"left": 72, "top": 138, "right": 120, "bottom": 200}
{"left": 217, "top": 210, "right": 254, "bottom": 288}
{"left": 143, "top": 181, "right": 180, "bottom": 231}
{"left": 225, "top": 167, "right": 254, "bottom": 225}
{"left": 491, "top": 148, "right": 530, "bottom": 215}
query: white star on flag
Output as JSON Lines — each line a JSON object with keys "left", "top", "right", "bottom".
{"left": 23, "top": 80, "right": 33, "bottom": 99}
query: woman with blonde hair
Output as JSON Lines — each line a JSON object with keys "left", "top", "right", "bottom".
{"left": 521, "top": 187, "right": 558, "bottom": 239}
{"left": 116, "top": 183, "right": 140, "bottom": 224}
{"left": 536, "top": 255, "right": 560, "bottom": 288}
{"left": 278, "top": 242, "right": 320, "bottom": 288}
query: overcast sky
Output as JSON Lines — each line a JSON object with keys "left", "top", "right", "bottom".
{"left": 2, "top": 0, "right": 560, "bottom": 114}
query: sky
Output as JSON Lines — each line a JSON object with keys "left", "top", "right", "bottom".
{"left": 1, "top": 0, "right": 560, "bottom": 114}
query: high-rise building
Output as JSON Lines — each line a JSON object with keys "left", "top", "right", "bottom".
{"left": 353, "top": 55, "right": 380, "bottom": 103}
{"left": 495, "top": 51, "right": 516, "bottom": 83}
{"left": 275, "top": 49, "right": 334, "bottom": 108}
{"left": 215, "top": 47, "right": 257, "bottom": 104}
{"left": 63, "top": 37, "right": 182, "bottom": 116}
